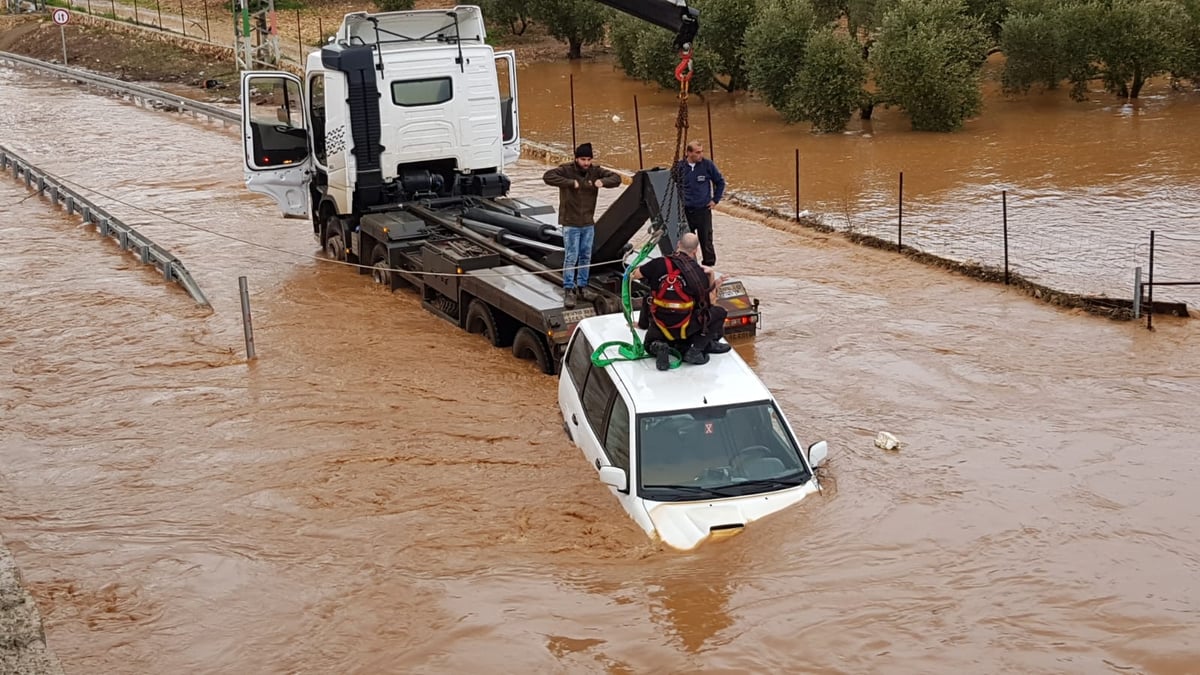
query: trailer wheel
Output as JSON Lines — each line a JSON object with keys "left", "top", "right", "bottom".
{"left": 370, "top": 244, "right": 392, "bottom": 287}
{"left": 465, "top": 299, "right": 513, "bottom": 348}
{"left": 513, "top": 327, "right": 555, "bottom": 375}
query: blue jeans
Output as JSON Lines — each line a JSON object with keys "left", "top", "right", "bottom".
{"left": 562, "top": 225, "right": 594, "bottom": 289}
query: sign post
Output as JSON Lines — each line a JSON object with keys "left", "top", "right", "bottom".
{"left": 52, "top": 8, "right": 70, "bottom": 66}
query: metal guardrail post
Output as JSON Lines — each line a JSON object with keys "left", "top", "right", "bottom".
{"left": 239, "top": 276, "right": 256, "bottom": 360}
{"left": 1132, "top": 266, "right": 1142, "bottom": 319}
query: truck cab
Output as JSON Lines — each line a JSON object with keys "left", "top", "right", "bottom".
{"left": 240, "top": 5, "right": 520, "bottom": 224}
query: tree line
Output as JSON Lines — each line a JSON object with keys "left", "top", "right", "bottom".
{"left": 477, "top": 0, "right": 1200, "bottom": 133}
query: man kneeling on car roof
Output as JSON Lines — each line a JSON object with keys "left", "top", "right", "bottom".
{"left": 632, "top": 232, "right": 732, "bottom": 371}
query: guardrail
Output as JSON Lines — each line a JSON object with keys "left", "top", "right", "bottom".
{"left": 0, "top": 144, "right": 210, "bottom": 307}
{"left": 0, "top": 50, "right": 239, "bottom": 124}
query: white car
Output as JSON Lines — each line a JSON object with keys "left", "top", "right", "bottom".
{"left": 558, "top": 312, "right": 829, "bottom": 551}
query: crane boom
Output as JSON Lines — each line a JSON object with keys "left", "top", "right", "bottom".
{"left": 591, "top": 0, "right": 699, "bottom": 49}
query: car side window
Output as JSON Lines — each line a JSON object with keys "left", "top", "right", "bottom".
{"left": 565, "top": 331, "right": 593, "bottom": 396}
{"left": 582, "top": 367, "right": 616, "bottom": 440}
{"left": 603, "top": 396, "right": 630, "bottom": 472}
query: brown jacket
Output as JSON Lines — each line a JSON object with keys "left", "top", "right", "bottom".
{"left": 542, "top": 161, "right": 622, "bottom": 227}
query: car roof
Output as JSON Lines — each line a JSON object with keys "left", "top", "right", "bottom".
{"left": 578, "top": 312, "right": 775, "bottom": 414}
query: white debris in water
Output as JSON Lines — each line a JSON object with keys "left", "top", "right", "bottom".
{"left": 612, "top": 114, "right": 622, "bottom": 123}
{"left": 875, "top": 431, "right": 901, "bottom": 451}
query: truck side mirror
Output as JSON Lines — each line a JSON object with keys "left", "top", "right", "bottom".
{"left": 807, "top": 441, "right": 828, "bottom": 468}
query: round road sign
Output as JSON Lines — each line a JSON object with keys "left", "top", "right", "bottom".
{"left": 52, "top": 8, "right": 70, "bottom": 25}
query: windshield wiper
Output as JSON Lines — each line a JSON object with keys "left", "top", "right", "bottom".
{"left": 642, "top": 484, "right": 744, "bottom": 498}
{"left": 729, "top": 474, "right": 811, "bottom": 491}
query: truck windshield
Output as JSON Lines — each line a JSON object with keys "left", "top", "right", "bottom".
{"left": 637, "top": 401, "right": 812, "bottom": 502}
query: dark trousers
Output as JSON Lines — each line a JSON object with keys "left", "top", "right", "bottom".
{"left": 644, "top": 304, "right": 727, "bottom": 354}
{"left": 684, "top": 207, "right": 716, "bottom": 266}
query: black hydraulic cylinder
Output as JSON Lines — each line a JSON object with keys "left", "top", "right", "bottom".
{"left": 463, "top": 207, "right": 561, "bottom": 243}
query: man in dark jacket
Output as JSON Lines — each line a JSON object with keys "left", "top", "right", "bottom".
{"left": 674, "top": 140, "right": 726, "bottom": 267}
{"left": 542, "top": 143, "right": 623, "bottom": 308}
{"left": 632, "top": 233, "right": 732, "bottom": 371}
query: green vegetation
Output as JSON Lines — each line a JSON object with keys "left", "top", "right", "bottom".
{"left": 505, "top": 0, "right": 1200, "bottom": 132}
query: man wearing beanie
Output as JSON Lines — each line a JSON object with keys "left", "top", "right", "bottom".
{"left": 542, "top": 142, "right": 622, "bottom": 308}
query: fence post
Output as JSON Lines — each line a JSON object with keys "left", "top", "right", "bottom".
{"left": 204, "top": 1, "right": 210, "bottom": 39}
{"left": 569, "top": 73, "right": 576, "bottom": 151}
{"left": 86, "top": 0, "right": 92, "bottom": 14}
{"left": 898, "top": 171, "right": 904, "bottom": 252}
{"left": 1132, "top": 266, "right": 1142, "bottom": 319}
{"left": 317, "top": 17, "right": 323, "bottom": 44}
{"left": 109, "top": 0, "right": 115, "bottom": 18}
{"left": 633, "top": 95, "right": 643, "bottom": 170}
{"left": 179, "top": 0, "right": 185, "bottom": 35}
{"left": 296, "top": 9, "right": 302, "bottom": 54}
{"left": 1147, "top": 230, "right": 1155, "bottom": 330}
{"left": 155, "top": 0, "right": 162, "bottom": 29}
{"left": 706, "top": 97, "right": 714, "bottom": 161}
{"left": 132, "top": 0, "right": 138, "bottom": 25}
{"left": 239, "top": 276, "right": 257, "bottom": 359}
{"left": 1002, "top": 189, "right": 1009, "bottom": 285}
{"left": 794, "top": 148, "right": 800, "bottom": 220}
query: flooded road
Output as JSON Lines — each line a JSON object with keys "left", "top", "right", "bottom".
{"left": 3, "top": 65, "right": 1200, "bottom": 673}
{"left": 517, "top": 58, "right": 1200, "bottom": 307}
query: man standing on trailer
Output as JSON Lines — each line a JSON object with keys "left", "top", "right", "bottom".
{"left": 675, "top": 140, "right": 726, "bottom": 267}
{"left": 543, "top": 143, "right": 623, "bottom": 308}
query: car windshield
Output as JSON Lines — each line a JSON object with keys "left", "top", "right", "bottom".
{"left": 637, "top": 400, "right": 812, "bottom": 502}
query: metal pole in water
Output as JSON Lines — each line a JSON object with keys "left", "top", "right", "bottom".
{"left": 1002, "top": 189, "right": 1009, "bottom": 285}
{"left": 706, "top": 98, "right": 714, "bottom": 161}
{"left": 1146, "top": 230, "right": 1155, "bottom": 331}
{"left": 898, "top": 171, "right": 904, "bottom": 252}
{"left": 239, "top": 276, "right": 256, "bottom": 359}
{"left": 633, "top": 95, "right": 643, "bottom": 170}
{"left": 569, "top": 73, "right": 577, "bottom": 151}
{"left": 794, "top": 148, "right": 799, "bottom": 220}
{"left": 1132, "top": 266, "right": 1142, "bottom": 319}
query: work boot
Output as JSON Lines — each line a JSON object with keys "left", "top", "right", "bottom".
{"left": 705, "top": 339, "right": 732, "bottom": 354}
{"left": 683, "top": 345, "right": 710, "bottom": 366}
{"left": 563, "top": 288, "right": 576, "bottom": 309}
{"left": 647, "top": 341, "right": 671, "bottom": 371}
{"left": 577, "top": 286, "right": 596, "bottom": 303}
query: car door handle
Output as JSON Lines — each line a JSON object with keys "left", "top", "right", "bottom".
{"left": 595, "top": 458, "right": 602, "bottom": 470}
{"left": 571, "top": 414, "right": 579, "bottom": 426}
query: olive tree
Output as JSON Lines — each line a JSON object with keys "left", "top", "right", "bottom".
{"left": 477, "top": 0, "right": 535, "bottom": 36}
{"left": 742, "top": 0, "right": 820, "bottom": 109}
{"left": 1095, "top": 0, "right": 1194, "bottom": 98}
{"left": 784, "top": 28, "right": 869, "bottom": 131}
{"left": 529, "top": 0, "right": 608, "bottom": 58}
{"left": 869, "top": 0, "right": 988, "bottom": 131}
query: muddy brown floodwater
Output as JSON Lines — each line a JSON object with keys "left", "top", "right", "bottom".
{"left": 3, "top": 65, "right": 1200, "bottom": 673}
{"left": 517, "top": 57, "right": 1200, "bottom": 308}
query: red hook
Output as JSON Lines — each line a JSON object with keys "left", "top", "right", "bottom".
{"left": 674, "top": 49, "right": 694, "bottom": 83}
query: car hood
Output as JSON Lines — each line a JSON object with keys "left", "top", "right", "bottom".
{"left": 644, "top": 481, "right": 820, "bottom": 551}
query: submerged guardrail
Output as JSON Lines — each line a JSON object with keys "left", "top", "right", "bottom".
{"left": 0, "top": 144, "right": 210, "bottom": 307}
{"left": 0, "top": 50, "right": 239, "bottom": 125}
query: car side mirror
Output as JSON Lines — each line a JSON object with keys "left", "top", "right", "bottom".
{"left": 598, "top": 466, "right": 628, "bottom": 493}
{"left": 807, "top": 440, "right": 828, "bottom": 469}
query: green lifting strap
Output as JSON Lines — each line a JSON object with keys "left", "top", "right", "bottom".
{"left": 590, "top": 231, "right": 682, "bottom": 369}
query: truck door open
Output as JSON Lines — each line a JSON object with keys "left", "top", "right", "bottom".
{"left": 240, "top": 71, "right": 312, "bottom": 218}
{"left": 494, "top": 50, "right": 520, "bottom": 165}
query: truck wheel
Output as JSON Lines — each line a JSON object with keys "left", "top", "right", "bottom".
{"left": 465, "top": 299, "right": 513, "bottom": 348}
{"left": 370, "top": 244, "right": 392, "bottom": 287}
{"left": 513, "top": 327, "right": 555, "bottom": 375}
{"left": 324, "top": 217, "right": 346, "bottom": 262}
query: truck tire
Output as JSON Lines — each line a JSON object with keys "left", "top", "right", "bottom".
{"left": 465, "top": 299, "right": 513, "bottom": 348}
{"left": 513, "top": 326, "right": 555, "bottom": 375}
{"left": 324, "top": 216, "right": 347, "bottom": 262}
{"left": 370, "top": 243, "right": 393, "bottom": 287}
